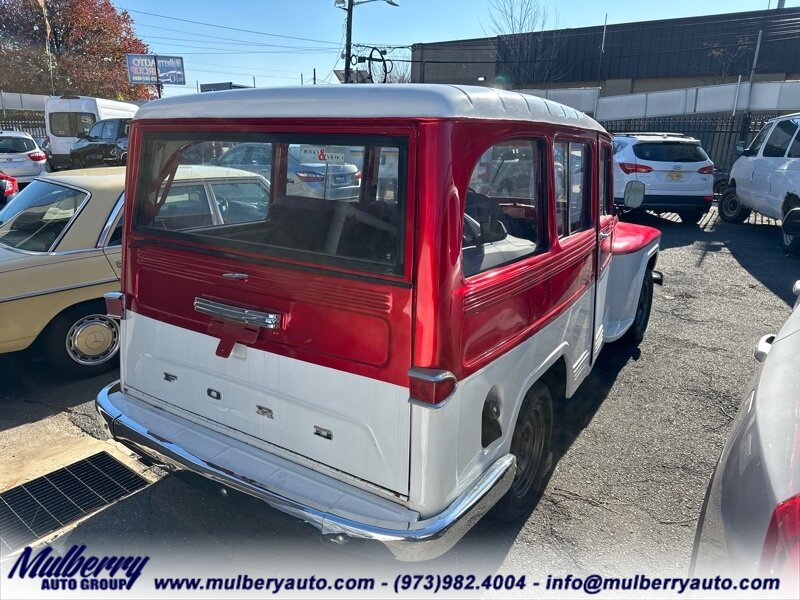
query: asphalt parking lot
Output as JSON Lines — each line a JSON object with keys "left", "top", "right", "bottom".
{"left": 1, "top": 207, "right": 797, "bottom": 581}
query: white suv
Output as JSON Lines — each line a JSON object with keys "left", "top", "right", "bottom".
{"left": 720, "top": 113, "right": 800, "bottom": 255}
{"left": 613, "top": 133, "right": 714, "bottom": 224}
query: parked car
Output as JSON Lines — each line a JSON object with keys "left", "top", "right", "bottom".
{"left": 612, "top": 132, "right": 714, "bottom": 224}
{"left": 34, "top": 136, "right": 55, "bottom": 170}
{"left": 46, "top": 95, "right": 138, "bottom": 169}
{"left": 720, "top": 113, "right": 800, "bottom": 255}
{"left": 96, "top": 85, "right": 660, "bottom": 561}
{"left": 0, "top": 167, "right": 125, "bottom": 377}
{"left": 0, "top": 164, "right": 268, "bottom": 378}
{"left": 215, "top": 142, "right": 361, "bottom": 200}
{"left": 0, "top": 130, "right": 49, "bottom": 186}
{"left": 691, "top": 267, "right": 800, "bottom": 598}
{"left": 0, "top": 173, "right": 19, "bottom": 206}
{"left": 70, "top": 118, "right": 130, "bottom": 168}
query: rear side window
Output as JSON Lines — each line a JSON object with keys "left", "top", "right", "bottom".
{"left": 0, "top": 180, "right": 88, "bottom": 252}
{"left": 135, "top": 134, "right": 406, "bottom": 276}
{"left": 788, "top": 119, "right": 800, "bottom": 159}
{"left": 0, "top": 136, "right": 35, "bottom": 153}
{"left": 632, "top": 143, "right": 708, "bottom": 163}
{"left": 763, "top": 119, "right": 799, "bottom": 158}
{"left": 49, "top": 112, "right": 96, "bottom": 137}
{"left": 555, "top": 140, "right": 592, "bottom": 237}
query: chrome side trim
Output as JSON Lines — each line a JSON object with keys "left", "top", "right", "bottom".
{"left": 96, "top": 381, "right": 516, "bottom": 561}
{"left": 194, "top": 297, "right": 282, "bottom": 329}
{"left": 0, "top": 278, "right": 118, "bottom": 304}
{"left": 97, "top": 193, "right": 125, "bottom": 249}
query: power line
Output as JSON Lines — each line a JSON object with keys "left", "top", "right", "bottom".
{"left": 125, "top": 8, "right": 342, "bottom": 46}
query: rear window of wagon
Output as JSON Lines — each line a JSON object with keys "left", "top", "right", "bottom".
{"left": 133, "top": 133, "right": 407, "bottom": 276}
{"left": 632, "top": 142, "right": 709, "bottom": 163}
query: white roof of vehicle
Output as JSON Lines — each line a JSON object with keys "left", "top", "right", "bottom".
{"left": 0, "top": 130, "right": 34, "bottom": 138}
{"left": 134, "top": 84, "right": 604, "bottom": 132}
{"left": 614, "top": 132, "right": 701, "bottom": 144}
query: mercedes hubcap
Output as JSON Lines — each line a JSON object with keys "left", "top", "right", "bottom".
{"left": 66, "top": 315, "right": 120, "bottom": 365}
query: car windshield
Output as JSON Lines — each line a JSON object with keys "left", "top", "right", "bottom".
{"left": 135, "top": 135, "right": 405, "bottom": 275}
{"left": 632, "top": 142, "right": 708, "bottom": 162}
{"left": 0, "top": 180, "right": 89, "bottom": 252}
{"left": 0, "top": 136, "right": 36, "bottom": 154}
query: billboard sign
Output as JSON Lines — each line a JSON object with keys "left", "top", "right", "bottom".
{"left": 126, "top": 54, "right": 186, "bottom": 86}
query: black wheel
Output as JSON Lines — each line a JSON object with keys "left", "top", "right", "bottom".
{"left": 492, "top": 381, "right": 553, "bottom": 522}
{"left": 781, "top": 197, "right": 800, "bottom": 256}
{"left": 621, "top": 268, "right": 654, "bottom": 345}
{"left": 718, "top": 189, "right": 750, "bottom": 224}
{"left": 677, "top": 209, "right": 706, "bottom": 224}
{"left": 42, "top": 303, "right": 120, "bottom": 378}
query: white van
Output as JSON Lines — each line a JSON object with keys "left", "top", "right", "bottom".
{"left": 721, "top": 112, "right": 800, "bottom": 254}
{"left": 45, "top": 96, "right": 139, "bottom": 169}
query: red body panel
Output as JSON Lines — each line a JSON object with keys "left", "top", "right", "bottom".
{"left": 612, "top": 222, "right": 662, "bottom": 255}
{"left": 123, "top": 117, "right": 614, "bottom": 388}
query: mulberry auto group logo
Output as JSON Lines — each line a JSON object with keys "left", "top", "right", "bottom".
{"left": 7, "top": 544, "right": 149, "bottom": 591}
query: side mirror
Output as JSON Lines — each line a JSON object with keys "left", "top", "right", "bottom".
{"left": 734, "top": 141, "right": 746, "bottom": 156}
{"left": 623, "top": 181, "right": 645, "bottom": 210}
{"left": 782, "top": 207, "right": 800, "bottom": 237}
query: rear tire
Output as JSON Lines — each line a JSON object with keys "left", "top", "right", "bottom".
{"left": 492, "top": 381, "right": 553, "bottom": 522}
{"left": 718, "top": 189, "right": 750, "bottom": 224}
{"left": 42, "top": 303, "right": 120, "bottom": 378}
{"left": 781, "top": 196, "right": 800, "bottom": 256}
{"left": 678, "top": 209, "right": 706, "bottom": 224}
{"left": 621, "top": 268, "right": 654, "bottom": 345}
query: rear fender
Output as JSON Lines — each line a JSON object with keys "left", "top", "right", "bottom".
{"left": 604, "top": 223, "right": 660, "bottom": 342}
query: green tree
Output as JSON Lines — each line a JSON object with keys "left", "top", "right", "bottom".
{"left": 0, "top": 0, "right": 153, "bottom": 100}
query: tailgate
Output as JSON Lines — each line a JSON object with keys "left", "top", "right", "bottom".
{"left": 124, "top": 245, "right": 413, "bottom": 495}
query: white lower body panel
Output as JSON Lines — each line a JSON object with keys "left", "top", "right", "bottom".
{"left": 121, "top": 312, "right": 410, "bottom": 495}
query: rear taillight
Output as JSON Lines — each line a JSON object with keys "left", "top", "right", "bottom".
{"left": 698, "top": 165, "right": 714, "bottom": 175}
{"left": 618, "top": 162, "right": 653, "bottom": 174}
{"left": 408, "top": 368, "right": 457, "bottom": 405}
{"left": 104, "top": 292, "right": 126, "bottom": 319}
{"left": 0, "top": 174, "right": 19, "bottom": 197}
{"left": 354, "top": 170, "right": 362, "bottom": 181}
{"left": 295, "top": 171, "right": 325, "bottom": 183}
{"left": 27, "top": 151, "right": 47, "bottom": 162}
{"left": 760, "top": 493, "right": 800, "bottom": 585}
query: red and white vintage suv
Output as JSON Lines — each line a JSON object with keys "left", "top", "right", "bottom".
{"left": 97, "top": 85, "right": 661, "bottom": 560}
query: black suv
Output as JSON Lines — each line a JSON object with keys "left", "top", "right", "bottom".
{"left": 70, "top": 118, "right": 130, "bottom": 168}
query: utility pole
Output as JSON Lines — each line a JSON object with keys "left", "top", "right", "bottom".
{"left": 344, "top": 0, "right": 354, "bottom": 83}
{"left": 337, "top": 0, "right": 398, "bottom": 84}
{"left": 313, "top": 68, "right": 317, "bottom": 85}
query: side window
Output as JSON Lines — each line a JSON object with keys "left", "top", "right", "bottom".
{"left": 785, "top": 118, "right": 800, "bottom": 159}
{"left": 600, "top": 145, "right": 612, "bottom": 217}
{"left": 108, "top": 210, "right": 124, "bottom": 246}
{"left": 464, "top": 139, "right": 544, "bottom": 277}
{"left": 763, "top": 120, "right": 799, "bottom": 158}
{"left": 152, "top": 184, "right": 214, "bottom": 231}
{"left": 555, "top": 140, "right": 592, "bottom": 237}
{"left": 88, "top": 122, "right": 104, "bottom": 140}
{"left": 748, "top": 124, "right": 771, "bottom": 156}
{"left": 102, "top": 121, "right": 119, "bottom": 140}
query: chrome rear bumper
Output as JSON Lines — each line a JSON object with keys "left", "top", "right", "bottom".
{"left": 96, "top": 381, "right": 516, "bottom": 561}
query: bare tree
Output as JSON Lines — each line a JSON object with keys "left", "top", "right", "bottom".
{"left": 385, "top": 52, "right": 411, "bottom": 83}
{"left": 488, "top": 0, "right": 565, "bottom": 89}
{"left": 702, "top": 37, "right": 753, "bottom": 85}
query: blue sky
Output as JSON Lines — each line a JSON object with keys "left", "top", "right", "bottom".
{"left": 111, "top": 0, "right": 798, "bottom": 96}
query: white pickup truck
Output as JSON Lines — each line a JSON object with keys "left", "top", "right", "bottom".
{"left": 720, "top": 113, "right": 800, "bottom": 255}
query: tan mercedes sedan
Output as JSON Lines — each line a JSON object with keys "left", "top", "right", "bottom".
{"left": 0, "top": 167, "right": 124, "bottom": 377}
